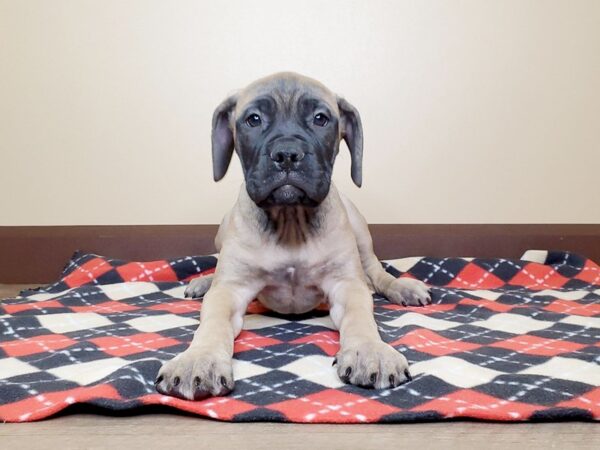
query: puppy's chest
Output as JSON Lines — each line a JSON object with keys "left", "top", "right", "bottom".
{"left": 257, "top": 261, "right": 328, "bottom": 314}
{"left": 266, "top": 263, "right": 321, "bottom": 287}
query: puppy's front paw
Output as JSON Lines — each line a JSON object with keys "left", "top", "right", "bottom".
{"left": 335, "top": 341, "right": 412, "bottom": 389}
{"left": 385, "top": 278, "right": 431, "bottom": 306}
{"left": 184, "top": 275, "right": 213, "bottom": 298}
{"left": 155, "top": 346, "right": 233, "bottom": 400}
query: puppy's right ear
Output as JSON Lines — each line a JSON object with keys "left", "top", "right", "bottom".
{"left": 211, "top": 94, "right": 238, "bottom": 181}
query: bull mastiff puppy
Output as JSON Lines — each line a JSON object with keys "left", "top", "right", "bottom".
{"left": 155, "top": 72, "right": 431, "bottom": 400}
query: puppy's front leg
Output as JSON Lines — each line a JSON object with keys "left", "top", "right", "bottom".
{"left": 327, "top": 279, "right": 411, "bottom": 389}
{"left": 156, "top": 281, "right": 258, "bottom": 400}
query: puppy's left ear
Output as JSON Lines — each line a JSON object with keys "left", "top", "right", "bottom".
{"left": 337, "top": 97, "right": 364, "bottom": 187}
{"left": 211, "top": 94, "right": 238, "bottom": 182}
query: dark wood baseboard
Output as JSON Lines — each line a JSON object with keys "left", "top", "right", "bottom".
{"left": 1, "top": 224, "right": 599, "bottom": 284}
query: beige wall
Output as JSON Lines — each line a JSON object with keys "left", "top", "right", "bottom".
{"left": 1, "top": 0, "right": 599, "bottom": 225}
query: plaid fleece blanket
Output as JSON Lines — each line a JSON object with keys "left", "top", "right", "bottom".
{"left": 0, "top": 250, "right": 598, "bottom": 423}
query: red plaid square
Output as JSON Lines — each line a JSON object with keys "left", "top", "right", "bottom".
{"left": 268, "top": 389, "right": 400, "bottom": 422}
{"left": 448, "top": 263, "right": 505, "bottom": 289}
{"left": 0, "top": 334, "right": 77, "bottom": 357}
{"left": 391, "top": 329, "right": 482, "bottom": 356}
{"left": 116, "top": 260, "right": 177, "bottom": 282}
{"left": 412, "top": 389, "right": 543, "bottom": 420}
{"left": 544, "top": 299, "right": 600, "bottom": 317}
{"left": 63, "top": 257, "right": 112, "bottom": 288}
{"left": 233, "top": 331, "right": 282, "bottom": 353}
{"left": 290, "top": 331, "right": 340, "bottom": 356}
{"left": 90, "top": 333, "right": 181, "bottom": 356}
{"left": 489, "top": 335, "right": 586, "bottom": 356}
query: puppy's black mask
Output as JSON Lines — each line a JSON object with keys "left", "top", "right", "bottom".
{"left": 210, "top": 74, "right": 363, "bottom": 209}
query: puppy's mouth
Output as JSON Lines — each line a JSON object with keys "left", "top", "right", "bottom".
{"left": 257, "top": 184, "right": 320, "bottom": 208}
{"left": 248, "top": 169, "right": 329, "bottom": 209}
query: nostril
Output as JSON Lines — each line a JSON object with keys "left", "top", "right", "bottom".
{"left": 270, "top": 150, "right": 284, "bottom": 163}
{"left": 270, "top": 149, "right": 305, "bottom": 165}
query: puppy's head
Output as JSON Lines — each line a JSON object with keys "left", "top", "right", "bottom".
{"left": 211, "top": 72, "right": 363, "bottom": 208}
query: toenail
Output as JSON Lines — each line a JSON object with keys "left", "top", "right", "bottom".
{"left": 220, "top": 376, "right": 229, "bottom": 389}
{"left": 369, "top": 373, "right": 377, "bottom": 384}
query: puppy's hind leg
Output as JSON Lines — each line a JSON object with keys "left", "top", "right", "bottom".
{"left": 340, "top": 194, "right": 431, "bottom": 306}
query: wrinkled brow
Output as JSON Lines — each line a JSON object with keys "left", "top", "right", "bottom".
{"left": 239, "top": 96, "right": 277, "bottom": 118}
{"left": 299, "top": 96, "right": 335, "bottom": 116}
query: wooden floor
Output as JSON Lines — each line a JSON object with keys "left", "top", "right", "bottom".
{"left": 1, "top": 284, "right": 598, "bottom": 449}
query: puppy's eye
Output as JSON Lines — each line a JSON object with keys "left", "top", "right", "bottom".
{"left": 245, "top": 114, "right": 262, "bottom": 127}
{"left": 313, "top": 113, "right": 329, "bottom": 127}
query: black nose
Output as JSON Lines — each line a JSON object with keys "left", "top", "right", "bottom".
{"left": 270, "top": 148, "right": 305, "bottom": 169}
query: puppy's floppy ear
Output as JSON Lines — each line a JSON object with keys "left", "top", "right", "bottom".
{"left": 211, "top": 94, "right": 238, "bottom": 182}
{"left": 337, "top": 97, "right": 364, "bottom": 187}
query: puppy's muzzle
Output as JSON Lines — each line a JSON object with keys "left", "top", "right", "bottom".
{"left": 270, "top": 145, "right": 305, "bottom": 171}
{"left": 268, "top": 138, "right": 307, "bottom": 172}
{"left": 260, "top": 139, "right": 315, "bottom": 206}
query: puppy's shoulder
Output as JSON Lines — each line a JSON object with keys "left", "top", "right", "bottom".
{"left": 218, "top": 187, "right": 269, "bottom": 248}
